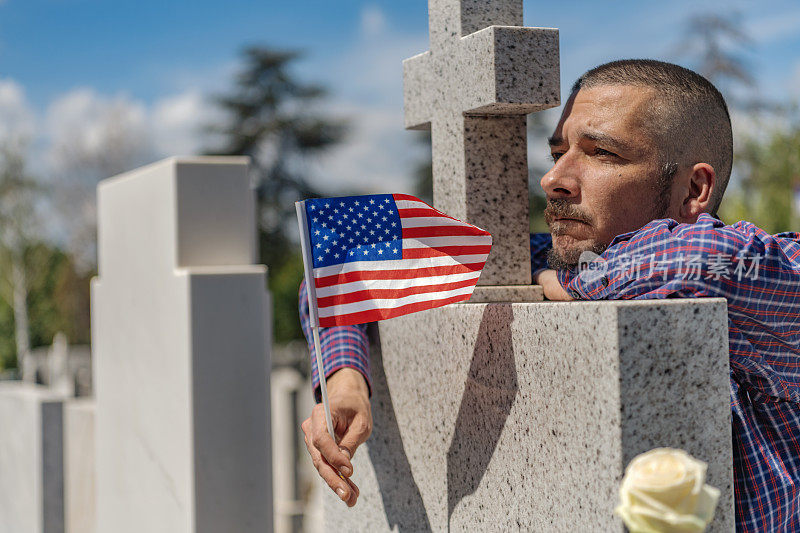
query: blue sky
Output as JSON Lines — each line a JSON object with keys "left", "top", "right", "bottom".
{"left": 0, "top": 0, "right": 799, "bottom": 194}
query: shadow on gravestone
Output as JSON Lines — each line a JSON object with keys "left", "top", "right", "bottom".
{"left": 366, "top": 323, "right": 433, "bottom": 532}
{"left": 447, "top": 304, "right": 517, "bottom": 528}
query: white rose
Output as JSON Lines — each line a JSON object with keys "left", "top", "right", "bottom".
{"left": 615, "top": 447, "right": 721, "bottom": 533}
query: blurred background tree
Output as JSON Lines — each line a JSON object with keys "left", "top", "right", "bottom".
{"left": 0, "top": 141, "right": 91, "bottom": 373}
{"left": 204, "top": 46, "right": 347, "bottom": 345}
{"left": 673, "top": 11, "right": 799, "bottom": 232}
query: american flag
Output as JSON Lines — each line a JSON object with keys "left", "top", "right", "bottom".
{"left": 296, "top": 193, "right": 492, "bottom": 327}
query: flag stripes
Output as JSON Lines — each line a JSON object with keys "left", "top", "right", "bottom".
{"left": 299, "top": 193, "right": 492, "bottom": 327}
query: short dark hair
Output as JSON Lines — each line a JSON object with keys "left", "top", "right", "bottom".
{"left": 572, "top": 59, "right": 733, "bottom": 216}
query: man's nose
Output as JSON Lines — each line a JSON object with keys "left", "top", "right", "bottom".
{"left": 540, "top": 156, "right": 580, "bottom": 199}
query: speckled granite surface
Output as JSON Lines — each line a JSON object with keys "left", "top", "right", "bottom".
{"left": 402, "top": 0, "right": 559, "bottom": 286}
{"left": 322, "top": 298, "right": 733, "bottom": 532}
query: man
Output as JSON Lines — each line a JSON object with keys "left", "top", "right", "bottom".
{"left": 299, "top": 59, "right": 800, "bottom": 531}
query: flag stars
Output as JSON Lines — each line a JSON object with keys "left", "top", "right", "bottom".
{"left": 369, "top": 199, "right": 375, "bottom": 204}
{"left": 382, "top": 216, "right": 387, "bottom": 221}
{"left": 323, "top": 235, "right": 329, "bottom": 241}
{"left": 393, "top": 248, "right": 398, "bottom": 253}
{"left": 378, "top": 249, "right": 383, "bottom": 255}
{"left": 315, "top": 230, "right": 320, "bottom": 235}
{"left": 363, "top": 249, "right": 369, "bottom": 255}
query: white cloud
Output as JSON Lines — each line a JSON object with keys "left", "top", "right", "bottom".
{"left": 0, "top": 78, "right": 35, "bottom": 143}
{"left": 45, "top": 88, "right": 150, "bottom": 177}
{"left": 311, "top": 103, "right": 421, "bottom": 194}
{"left": 303, "top": 15, "right": 430, "bottom": 195}
{"left": 360, "top": 5, "right": 387, "bottom": 38}
{"left": 151, "top": 90, "right": 219, "bottom": 157}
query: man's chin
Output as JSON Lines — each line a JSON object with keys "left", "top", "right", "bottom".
{"left": 546, "top": 240, "right": 608, "bottom": 270}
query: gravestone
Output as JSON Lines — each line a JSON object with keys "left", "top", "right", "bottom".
{"left": 63, "top": 399, "right": 95, "bottom": 533}
{"left": 403, "top": 0, "right": 558, "bottom": 298}
{"left": 320, "top": 0, "right": 735, "bottom": 531}
{"left": 47, "top": 333, "right": 71, "bottom": 397}
{"left": 0, "top": 383, "right": 65, "bottom": 533}
{"left": 91, "top": 157, "right": 272, "bottom": 533}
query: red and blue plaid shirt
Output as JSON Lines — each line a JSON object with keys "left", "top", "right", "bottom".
{"left": 300, "top": 213, "right": 800, "bottom": 532}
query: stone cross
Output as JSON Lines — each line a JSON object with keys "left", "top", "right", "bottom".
{"left": 403, "top": 0, "right": 559, "bottom": 288}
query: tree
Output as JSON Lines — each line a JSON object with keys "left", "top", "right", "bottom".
{"left": 205, "top": 46, "right": 346, "bottom": 343}
{"left": 0, "top": 140, "right": 41, "bottom": 377}
{"left": 671, "top": 11, "right": 795, "bottom": 228}
{"left": 47, "top": 96, "right": 151, "bottom": 273}
{"left": 722, "top": 115, "right": 800, "bottom": 233}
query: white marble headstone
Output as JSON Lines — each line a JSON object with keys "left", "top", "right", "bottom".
{"left": 92, "top": 157, "right": 272, "bottom": 533}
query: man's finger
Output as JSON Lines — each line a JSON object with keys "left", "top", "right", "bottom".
{"left": 344, "top": 475, "right": 360, "bottom": 507}
{"left": 337, "top": 413, "right": 372, "bottom": 461}
{"left": 306, "top": 442, "right": 353, "bottom": 503}
{"left": 311, "top": 408, "right": 353, "bottom": 475}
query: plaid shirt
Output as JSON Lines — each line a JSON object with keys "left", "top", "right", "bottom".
{"left": 300, "top": 213, "right": 800, "bottom": 532}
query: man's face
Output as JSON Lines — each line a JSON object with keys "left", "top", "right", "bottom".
{"left": 541, "top": 84, "right": 672, "bottom": 269}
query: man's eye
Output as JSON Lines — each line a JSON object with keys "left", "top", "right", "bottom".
{"left": 594, "top": 147, "right": 616, "bottom": 157}
{"left": 550, "top": 152, "right": 564, "bottom": 162}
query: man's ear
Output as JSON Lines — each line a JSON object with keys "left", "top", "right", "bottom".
{"left": 679, "top": 163, "right": 715, "bottom": 222}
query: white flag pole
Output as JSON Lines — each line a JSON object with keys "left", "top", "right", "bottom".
{"left": 295, "top": 201, "right": 337, "bottom": 444}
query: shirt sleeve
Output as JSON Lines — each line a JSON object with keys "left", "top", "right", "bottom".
{"left": 530, "top": 232, "right": 553, "bottom": 277}
{"left": 299, "top": 279, "right": 373, "bottom": 403}
{"left": 556, "top": 214, "right": 800, "bottom": 402}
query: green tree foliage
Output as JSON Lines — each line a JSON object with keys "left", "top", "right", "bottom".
{"left": 674, "top": 11, "right": 797, "bottom": 230}
{"left": 0, "top": 242, "right": 92, "bottom": 371}
{"left": 720, "top": 121, "right": 800, "bottom": 232}
{"left": 205, "top": 46, "right": 346, "bottom": 343}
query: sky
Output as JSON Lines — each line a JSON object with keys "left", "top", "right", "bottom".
{"left": 1, "top": 0, "right": 799, "bottom": 196}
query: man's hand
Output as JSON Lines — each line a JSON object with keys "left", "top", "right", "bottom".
{"left": 301, "top": 368, "right": 372, "bottom": 507}
{"left": 534, "top": 268, "right": 575, "bottom": 301}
